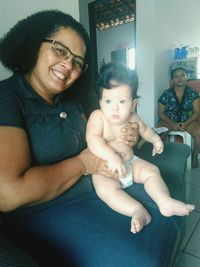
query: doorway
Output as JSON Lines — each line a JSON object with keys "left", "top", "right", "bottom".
{"left": 88, "top": 0, "right": 136, "bottom": 80}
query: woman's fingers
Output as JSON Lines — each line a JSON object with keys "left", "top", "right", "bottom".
{"left": 120, "top": 122, "right": 139, "bottom": 146}
{"left": 78, "top": 149, "right": 118, "bottom": 178}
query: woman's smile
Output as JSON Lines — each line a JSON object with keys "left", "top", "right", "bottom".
{"left": 50, "top": 67, "right": 70, "bottom": 84}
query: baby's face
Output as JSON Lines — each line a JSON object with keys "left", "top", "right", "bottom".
{"left": 99, "top": 84, "right": 136, "bottom": 126}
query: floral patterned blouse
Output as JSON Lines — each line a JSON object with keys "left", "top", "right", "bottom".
{"left": 158, "top": 86, "right": 200, "bottom": 123}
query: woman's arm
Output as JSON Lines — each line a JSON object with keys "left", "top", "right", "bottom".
{"left": 0, "top": 126, "right": 111, "bottom": 212}
{"left": 182, "top": 98, "right": 200, "bottom": 128}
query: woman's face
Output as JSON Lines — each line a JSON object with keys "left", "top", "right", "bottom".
{"left": 172, "top": 69, "right": 187, "bottom": 88}
{"left": 25, "top": 27, "right": 86, "bottom": 103}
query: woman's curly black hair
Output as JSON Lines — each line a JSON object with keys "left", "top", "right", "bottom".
{"left": 96, "top": 62, "right": 139, "bottom": 100}
{"left": 0, "top": 9, "right": 91, "bottom": 74}
{"left": 0, "top": 10, "right": 97, "bottom": 116}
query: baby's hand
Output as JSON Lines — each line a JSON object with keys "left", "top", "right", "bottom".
{"left": 152, "top": 140, "right": 164, "bottom": 156}
{"left": 107, "top": 154, "right": 126, "bottom": 178}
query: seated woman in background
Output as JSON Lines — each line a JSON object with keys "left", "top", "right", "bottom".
{"left": 157, "top": 67, "right": 200, "bottom": 168}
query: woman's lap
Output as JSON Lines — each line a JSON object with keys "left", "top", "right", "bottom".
{"left": 1, "top": 180, "right": 181, "bottom": 267}
{"left": 157, "top": 120, "right": 200, "bottom": 136}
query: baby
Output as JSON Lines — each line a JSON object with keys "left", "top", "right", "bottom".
{"left": 86, "top": 62, "right": 194, "bottom": 234}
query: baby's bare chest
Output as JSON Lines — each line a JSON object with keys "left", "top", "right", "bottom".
{"left": 102, "top": 123, "right": 123, "bottom": 142}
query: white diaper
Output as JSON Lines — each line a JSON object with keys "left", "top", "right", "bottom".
{"left": 119, "top": 155, "right": 138, "bottom": 189}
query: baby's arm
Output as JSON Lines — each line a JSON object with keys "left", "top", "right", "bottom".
{"left": 132, "top": 114, "right": 163, "bottom": 156}
{"left": 86, "top": 110, "right": 125, "bottom": 177}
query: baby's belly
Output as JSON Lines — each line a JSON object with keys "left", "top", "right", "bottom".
{"left": 109, "top": 141, "right": 133, "bottom": 161}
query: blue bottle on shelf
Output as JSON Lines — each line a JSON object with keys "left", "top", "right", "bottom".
{"left": 180, "top": 46, "right": 187, "bottom": 59}
{"left": 174, "top": 47, "right": 180, "bottom": 60}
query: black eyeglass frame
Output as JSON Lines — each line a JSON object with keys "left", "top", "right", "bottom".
{"left": 43, "top": 39, "right": 88, "bottom": 72}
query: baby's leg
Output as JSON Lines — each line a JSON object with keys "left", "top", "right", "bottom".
{"left": 92, "top": 175, "right": 151, "bottom": 233}
{"left": 132, "top": 159, "right": 195, "bottom": 217}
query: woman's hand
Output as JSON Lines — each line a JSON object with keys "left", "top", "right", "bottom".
{"left": 120, "top": 122, "right": 139, "bottom": 146}
{"left": 78, "top": 148, "right": 118, "bottom": 178}
{"left": 170, "top": 122, "right": 180, "bottom": 131}
{"left": 177, "top": 122, "right": 186, "bottom": 131}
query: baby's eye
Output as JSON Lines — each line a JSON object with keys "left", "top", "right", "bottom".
{"left": 120, "top": 100, "right": 126, "bottom": 104}
{"left": 105, "top": 99, "right": 111, "bottom": 104}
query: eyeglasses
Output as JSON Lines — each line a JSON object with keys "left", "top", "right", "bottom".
{"left": 43, "top": 39, "right": 88, "bottom": 72}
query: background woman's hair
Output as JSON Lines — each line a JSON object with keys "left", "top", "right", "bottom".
{"left": 170, "top": 67, "right": 187, "bottom": 79}
{"left": 96, "top": 62, "right": 139, "bottom": 99}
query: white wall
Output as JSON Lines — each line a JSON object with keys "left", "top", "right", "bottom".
{"left": 136, "top": 0, "right": 155, "bottom": 126}
{"left": 0, "top": 0, "right": 79, "bottom": 80}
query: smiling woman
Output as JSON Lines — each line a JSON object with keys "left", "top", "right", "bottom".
{"left": 0, "top": 9, "right": 143, "bottom": 267}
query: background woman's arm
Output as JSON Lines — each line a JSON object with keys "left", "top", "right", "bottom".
{"left": 183, "top": 98, "right": 200, "bottom": 127}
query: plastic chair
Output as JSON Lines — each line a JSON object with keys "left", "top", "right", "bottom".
{"left": 169, "top": 131, "right": 193, "bottom": 169}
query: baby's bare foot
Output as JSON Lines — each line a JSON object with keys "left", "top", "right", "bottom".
{"left": 159, "top": 198, "right": 195, "bottom": 217}
{"left": 131, "top": 210, "right": 151, "bottom": 234}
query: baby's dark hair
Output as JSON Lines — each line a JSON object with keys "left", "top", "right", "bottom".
{"left": 0, "top": 9, "right": 91, "bottom": 74}
{"left": 170, "top": 67, "right": 187, "bottom": 79}
{"left": 96, "top": 62, "right": 139, "bottom": 99}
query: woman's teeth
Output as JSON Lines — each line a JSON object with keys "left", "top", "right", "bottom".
{"left": 53, "top": 70, "right": 66, "bottom": 80}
